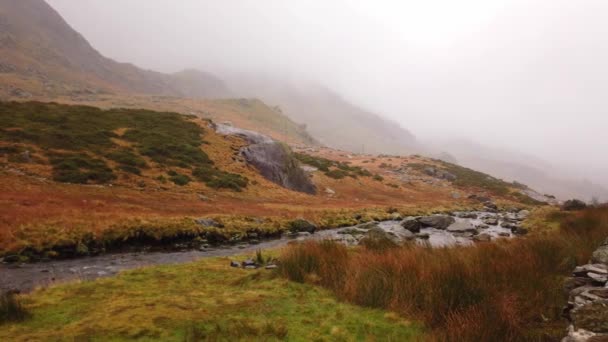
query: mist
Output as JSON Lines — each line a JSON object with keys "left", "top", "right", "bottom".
{"left": 47, "top": 0, "right": 608, "bottom": 193}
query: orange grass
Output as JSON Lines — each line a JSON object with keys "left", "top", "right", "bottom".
{"left": 280, "top": 207, "right": 608, "bottom": 341}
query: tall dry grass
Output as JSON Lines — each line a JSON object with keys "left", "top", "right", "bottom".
{"left": 280, "top": 208, "right": 608, "bottom": 341}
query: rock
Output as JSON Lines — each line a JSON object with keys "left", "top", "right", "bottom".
{"left": 357, "top": 222, "right": 380, "bottom": 230}
{"left": 501, "top": 222, "right": 520, "bottom": 230}
{"left": 447, "top": 221, "right": 477, "bottom": 233}
{"left": 518, "top": 209, "right": 531, "bottom": 218}
{"left": 473, "top": 233, "right": 492, "bottom": 242}
{"left": 324, "top": 187, "right": 336, "bottom": 195}
{"left": 418, "top": 215, "right": 455, "bottom": 230}
{"left": 498, "top": 232, "right": 511, "bottom": 237}
{"left": 360, "top": 227, "right": 398, "bottom": 247}
{"left": 481, "top": 216, "right": 498, "bottom": 226}
{"left": 241, "top": 259, "right": 257, "bottom": 268}
{"left": 571, "top": 300, "right": 608, "bottom": 333}
{"left": 338, "top": 228, "right": 367, "bottom": 236}
{"left": 563, "top": 199, "right": 588, "bottom": 211}
{"left": 415, "top": 233, "right": 430, "bottom": 239}
{"left": 399, "top": 229, "right": 416, "bottom": 241}
{"left": 484, "top": 201, "right": 498, "bottom": 210}
{"left": 195, "top": 218, "right": 223, "bottom": 228}
{"left": 512, "top": 227, "right": 529, "bottom": 235}
{"left": 289, "top": 219, "right": 317, "bottom": 234}
{"left": 401, "top": 218, "right": 422, "bottom": 233}
{"left": 574, "top": 264, "right": 608, "bottom": 277}
{"left": 588, "top": 273, "right": 608, "bottom": 284}
{"left": 592, "top": 245, "right": 608, "bottom": 265}
{"left": 564, "top": 277, "right": 595, "bottom": 294}
{"left": 451, "top": 192, "right": 461, "bottom": 199}
{"left": 456, "top": 212, "right": 478, "bottom": 219}
{"left": 265, "top": 264, "right": 278, "bottom": 269}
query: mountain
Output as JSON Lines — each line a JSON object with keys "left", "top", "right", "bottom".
{"left": 0, "top": 0, "right": 229, "bottom": 98}
{"left": 430, "top": 139, "right": 608, "bottom": 201}
{"left": 223, "top": 74, "right": 418, "bottom": 154}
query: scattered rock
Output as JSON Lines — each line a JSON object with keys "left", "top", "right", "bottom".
{"left": 289, "top": 219, "right": 317, "bottom": 234}
{"left": 473, "top": 233, "right": 492, "bottom": 242}
{"left": 401, "top": 218, "right": 422, "bottom": 233}
{"left": 418, "top": 215, "right": 455, "bottom": 230}
{"left": 447, "top": 221, "right": 477, "bottom": 233}
{"left": 571, "top": 300, "right": 608, "bottom": 333}
{"left": 265, "top": 264, "right": 278, "bottom": 270}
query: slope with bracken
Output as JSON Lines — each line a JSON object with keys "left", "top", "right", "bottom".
{"left": 0, "top": 101, "right": 541, "bottom": 261}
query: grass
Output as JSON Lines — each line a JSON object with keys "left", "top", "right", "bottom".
{"left": 0, "top": 292, "right": 29, "bottom": 325}
{"left": 294, "top": 152, "right": 373, "bottom": 180}
{"left": 0, "top": 257, "right": 421, "bottom": 341}
{"left": 279, "top": 207, "right": 608, "bottom": 341}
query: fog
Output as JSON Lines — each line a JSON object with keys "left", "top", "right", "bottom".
{"left": 47, "top": 0, "right": 608, "bottom": 193}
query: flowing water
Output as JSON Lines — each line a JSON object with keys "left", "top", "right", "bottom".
{"left": 0, "top": 211, "right": 519, "bottom": 292}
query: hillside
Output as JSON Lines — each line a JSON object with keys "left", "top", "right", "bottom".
{"left": 224, "top": 74, "right": 419, "bottom": 155}
{"left": 0, "top": 0, "right": 229, "bottom": 99}
{"left": 0, "top": 101, "right": 538, "bottom": 261}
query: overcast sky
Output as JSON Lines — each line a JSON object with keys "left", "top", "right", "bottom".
{"left": 47, "top": 0, "right": 608, "bottom": 186}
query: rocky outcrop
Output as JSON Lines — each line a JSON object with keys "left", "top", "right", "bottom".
{"left": 562, "top": 240, "right": 608, "bottom": 341}
{"left": 215, "top": 124, "right": 316, "bottom": 194}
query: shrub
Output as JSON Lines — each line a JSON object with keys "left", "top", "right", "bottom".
{"left": 324, "top": 169, "right": 349, "bottom": 179}
{"left": 193, "top": 167, "right": 249, "bottom": 191}
{"left": 372, "top": 174, "right": 384, "bottom": 182}
{"left": 50, "top": 154, "right": 116, "bottom": 184}
{"left": 169, "top": 173, "right": 191, "bottom": 186}
{"left": 0, "top": 292, "right": 28, "bottom": 324}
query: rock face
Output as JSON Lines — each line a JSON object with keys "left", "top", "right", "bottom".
{"left": 418, "top": 215, "right": 456, "bottom": 230}
{"left": 562, "top": 238, "right": 608, "bottom": 341}
{"left": 216, "top": 124, "right": 316, "bottom": 194}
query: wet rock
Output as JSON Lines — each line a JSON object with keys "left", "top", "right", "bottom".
{"left": 415, "top": 233, "right": 430, "bottom": 239}
{"left": 401, "top": 218, "right": 422, "bottom": 233}
{"left": 357, "top": 222, "right": 379, "bottom": 230}
{"left": 456, "top": 212, "right": 478, "bottom": 219}
{"left": 338, "top": 227, "right": 367, "bottom": 236}
{"left": 498, "top": 232, "right": 511, "bottom": 237}
{"left": 447, "top": 221, "right": 477, "bottom": 233}
{"left": 563, "top": 199, "right": 588, "bottom": 211}
{"left": 484, "top": 202, "right": 498, "bottom": 210}
{"left": 399, "top": 229, "right": 416, "bottom": 241}
{"left": 512, "top": 227, "right": 529, "bottom": 235}
{"left": 241, "top": 259, "right": 257, "bottom": 268}
{"left": 360, "top": 227, "right": 399, "bottom": 247}
{"left": 418, "top": 215, "right": 455, "bottom": 230}
{"left": 289, "top": 219, "right": 317, "bottom": 234}
{"left": 473, "top": 233, "right": 492, "bottom": 242}
{"left": 501, "top": 221, "right": 520, "bottom": 230}
{"left": 195, "top": 218, "right": 223, "bottom": 228}
{"left": 2, "top": 255, "right": 20, "bottom": 263}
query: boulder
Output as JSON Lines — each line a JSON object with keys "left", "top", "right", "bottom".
{"left": 456, "top": 212, "right": 478, "bottom": 219}
{"left": 484, "top": 201, "right": 498, "bottom": 210}
{"left": 592, "top": 244, "right": 608, "bottom": 265}
{"left": 563, "top": 199, "right": 588, "bottom": 211}
{"left": 289, "top": 219, "right": 317, "bottom": 234}
{"left": 482, "top": 217, "right": 499, "bottom": 226}
{"left": 418, "top": 215, "right": 455, "bottom": 230}
{"left": 473, "top": 233, "right": 492, "bottom": 242}
{"left": 360, "top": 227, "right": 398, "bottom": 247}
{"left": 401, "top": 218, "right": 422, "bottom": 233}
{"left": 447, "top": 221, "right": 477, "bottom": 233}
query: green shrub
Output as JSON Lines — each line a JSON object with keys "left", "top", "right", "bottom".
{"left": 192, "top": 166, "right": 248, "bottom": 191}
{"left": 325, "top": 169, "right": 349, "bottom": 179}
{"left": 169, "top": 173, "right": 191, "bottom": 186}
{"left": 50, "top": 154, "right": 116, "bottom": 184}
{"left": 373, "top": 174, "right": 384, "bottom": 182}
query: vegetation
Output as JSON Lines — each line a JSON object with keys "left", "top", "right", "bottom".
{"left": 0, "top": 292, "right": 29, "bottom": 325}
{"left": 0, "top": 257, "right": 421, "bottom": 341}
{"left": 0, "top": 101, "right": 248, "bottom": 190}
{"left": 294, "top": 152, "right": 373, "bottom": 180}
{"left": 280, "top": 207, "right": 608, "bottom": 340}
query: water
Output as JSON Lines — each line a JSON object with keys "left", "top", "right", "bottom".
{"left": 0, "top": 211, "right": 520, "bottom": 292}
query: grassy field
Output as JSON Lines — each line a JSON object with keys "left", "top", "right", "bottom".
{"left": 0, "top": 256, "right": 421, "bottom": 342}
{"left": 279, "top": 207, "right": 608, "bottom": 341}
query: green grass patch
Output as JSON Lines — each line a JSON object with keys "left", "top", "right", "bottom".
{"left": 0, "top": 257, "right": 421, "bottom": 341}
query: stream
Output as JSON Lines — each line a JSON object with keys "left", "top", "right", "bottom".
{"left": 0, "top": 211, "right": 523, "bottom": 293}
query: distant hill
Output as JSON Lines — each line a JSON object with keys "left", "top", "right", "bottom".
{"left": 223, "top": 74, "right": 419, "bottom": 154}
{"left": 0, "top": 0, "right": 229, "bottom": 98}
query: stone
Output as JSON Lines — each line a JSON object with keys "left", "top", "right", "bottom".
{"left": 418, "top": 215, "right": 455, "bottom": 230}
{"left": 473, "top": 233, "right": 492, "bottom": 242}
{"left": 592, "top": 246, "right": 608, "bottom": 265}
{"left": 456, "top": 212, "right": 478, "bottom": 219}
{"left": 241, "top": 259, "right": 257, "bottom": 268}
{"left": 574, "top": 264, "right": 608, "bottom": 277}
{"left": 265, "top": 264, "right": 278, "bottom": 269}
{"left": 484, "top": 202, "right": 498, "bottom": 210}
{"left": 415, "top": 233, "right": 430, "bottom": 239}
{"left": 564, "top": 277, "right": 595, "bottom": 294}
{"left": 2, "top": 255, "right": 20, "bottom": 263}
{"left": 289, "top": 219, "right": 317, "bottom": 234}
{"left": 512, "top": 227, "right": 529, "bottom": 235}
{"left": 195, "top": 218, "right": 223, "bottom": 228}
{"left": 401, "top": 218, "right": 422, "bottom": 233}
{"left": 447, "top": 221, "right": 477, "bottom": 233}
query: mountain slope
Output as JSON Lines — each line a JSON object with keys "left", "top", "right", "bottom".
{"left": 224, "top": 74, "right": 418, "bottom": 155}
{"left": 0, "top": 0, "right": 229, "bottom": 98}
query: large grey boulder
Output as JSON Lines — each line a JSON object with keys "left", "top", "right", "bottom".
{"left": 418, "top": 215, "right": 455, "bottom": 230}
{"left": 216, "top": 124, "right": 316, "bottom": 194}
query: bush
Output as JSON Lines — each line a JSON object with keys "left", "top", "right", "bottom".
{"left": 169, "top": 173, "right": 191, "bottom": 186}
{"left": 192, "top": 167, "right": 248, "bottom": 191}
{"left": 324, "top": 169, "right": 349, "bottom": 179}
{"left": 372, "top": 174, "right": 384, "bottom": 182}
{"left": 50, "top": 154, "right": 116, "bottom": 184}
{"left": 0, "top": 292, "right": 28, "bottom": 324}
